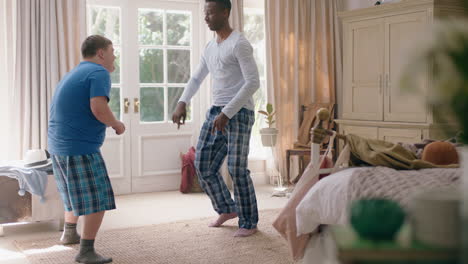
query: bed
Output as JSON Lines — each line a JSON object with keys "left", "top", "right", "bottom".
{"left": 272, "top": 108, "right": 461, "bottom": 263}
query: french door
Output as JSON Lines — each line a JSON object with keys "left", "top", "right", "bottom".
{"left": 87, "top": 0, "right": 201, "bottom": 194}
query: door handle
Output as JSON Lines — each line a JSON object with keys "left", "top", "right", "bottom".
{"left": 134, "top": 98, "right": 140, "bottom": 113}
{"left": 124, "top": 98, "right": 130, "bottom": 114}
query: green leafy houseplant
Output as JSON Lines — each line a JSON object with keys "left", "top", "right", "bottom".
{"left": 258, "top": 103, "right": 276, "bottom": 128}
{"left": 258, "top": 103, "right": 278, "bottom": 147}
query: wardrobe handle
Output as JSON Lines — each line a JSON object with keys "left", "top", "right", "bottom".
{"left": 385, "top": 74, "right": 389, "bottom": 95}
{"left": 379, "top": 75, "right": 383, "bottom": 94}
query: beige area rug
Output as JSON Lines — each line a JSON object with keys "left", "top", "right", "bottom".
{"left": 15, "top": 209, "right": 296, "bottom": 264}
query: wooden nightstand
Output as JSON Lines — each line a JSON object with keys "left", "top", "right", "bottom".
{"left": 332, "top": 224, "right": 459, "bottom": 264}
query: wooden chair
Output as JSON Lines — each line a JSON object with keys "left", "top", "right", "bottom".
{"left": 285, "top": 103, "right": 335, "bottom": 185}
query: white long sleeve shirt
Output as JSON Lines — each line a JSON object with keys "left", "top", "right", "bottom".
{"left": 178, "top": 31, "right": 260, "bottom": 119}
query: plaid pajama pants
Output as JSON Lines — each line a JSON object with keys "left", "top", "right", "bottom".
{"left": 51, "top": 152, "right": 116, "bottom": 216}
{"left": 195, "top": 106, "right": 258, "bottom": 229}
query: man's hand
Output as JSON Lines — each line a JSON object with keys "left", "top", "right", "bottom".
{"left": 172, "top": 102, "right": 187, "bottom": 129}
{"left": 211, "top": 112, "right": 230, "bottom": 135}
{"left": 112, "top": 121, "right": 126, "bottom": 135}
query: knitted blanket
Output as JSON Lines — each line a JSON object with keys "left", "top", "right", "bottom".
{"left": 347, "top": 166, "right": 461, "bottom": 210}
{"left": 296, "top": 167, "right": 461, "bottom": 240}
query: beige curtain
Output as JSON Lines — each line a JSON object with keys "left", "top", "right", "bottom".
{"left": 229, "top": 0, "right": 244, "bottom": 32}
{"left": 11, "top": 0, "right": 86, "bottom": 159}
{"left": 265, "top": 0, "right": 343, "bottom": 178}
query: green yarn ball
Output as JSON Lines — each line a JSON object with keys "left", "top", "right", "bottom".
{"left": 350, "top": 199, "right": 405, "bottom": 241}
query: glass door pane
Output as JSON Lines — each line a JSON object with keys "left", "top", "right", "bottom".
{"left": 167, "top": 12, "right": 191, "bottom": 46}
{"left": 139, "top": 48, "right": 164, "bottom": 83}
{"left": 140, "top": 87, "right": 164, "bottom": 122}
{"left": 87, "top": 5, "right": 122, "bottom": 120}
{"left": 138, "top": 8, "right": 192, "bottom": 123}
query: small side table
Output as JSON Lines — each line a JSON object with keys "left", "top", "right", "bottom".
{"left": 286, "top": 148, "right": 334, "bottom": 184}
{"left": 332, "top": 225, "right": 458, "bottom": 264}
{"left": 285, "top": 148, "right": 310, "bottom": 184}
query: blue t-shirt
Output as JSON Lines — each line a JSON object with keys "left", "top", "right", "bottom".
{"left": 48, "top": 61, "right": 111, "bottom": 155}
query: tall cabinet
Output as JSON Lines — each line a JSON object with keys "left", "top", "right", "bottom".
{"left": 337, "top": 0, "right": 466, "bottom": 144}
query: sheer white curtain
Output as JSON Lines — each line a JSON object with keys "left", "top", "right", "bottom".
{"left": 265, "top": 0, "right": 343, "bottom": 178}
{"left": 229, "top": 0, "right": 244, "bottom": 32}
{"left": 0, "top": 0, "right": 15, "bottom": 160}
{"left": 10, "top": 0, "right": 86, "bottom": 159}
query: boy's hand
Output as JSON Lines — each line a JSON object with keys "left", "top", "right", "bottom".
{"left": 172, "top": 102, "right": 187, "bottom": 129}
{"left": 112, "top": 121, "right": 126, "bottom": 135}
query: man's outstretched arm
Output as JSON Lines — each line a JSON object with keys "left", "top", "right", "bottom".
{"left": 173, "top": 55, "right": 209, "bottom": 128}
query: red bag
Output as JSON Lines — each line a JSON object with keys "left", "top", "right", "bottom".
{"left": 179, "top": 147, "right": 203, "bottom": 193}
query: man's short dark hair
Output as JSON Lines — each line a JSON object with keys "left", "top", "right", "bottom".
{"left": 205, "top": 0, "right": 231, "bottom": 12}
{"left": 81, "top": 35, "right": 113, "bottom": 58}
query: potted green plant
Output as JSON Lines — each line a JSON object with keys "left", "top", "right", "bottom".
{"left": 258, "top": 103, "right": 278, "bottom": 147}
{"left": 401, "top": 18, "right": 468, "bottom": 262}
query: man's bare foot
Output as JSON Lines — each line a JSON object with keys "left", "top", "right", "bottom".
{"left": 233, "top": 228, "right": 257, "bottom": 237}
{"left": 208, "top": 212, "right": 238, "bottom": 227}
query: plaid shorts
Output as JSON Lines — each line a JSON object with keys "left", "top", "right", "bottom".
{"left": 51, "top": 152, "right": 116, "bottom": 216}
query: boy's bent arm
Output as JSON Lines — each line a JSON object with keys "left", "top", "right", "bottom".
{"left": 90, "top": 96, "right": 119, "bottom": 127}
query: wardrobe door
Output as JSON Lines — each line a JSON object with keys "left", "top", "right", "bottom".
{"left": 343, "top": 18, "right": 385, "bottom": 121}
{"left": 384, "top": 11, "right": 428, "bottom": 123}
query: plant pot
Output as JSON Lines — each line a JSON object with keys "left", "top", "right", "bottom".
{"left": 461, "top": 146, "right": 468, "bottom": 263}
{"left": 411, "top": 188, "right": 460, "bottom": 248}
{"left": 260, "top": 128, "right": 278, "bottom": 147}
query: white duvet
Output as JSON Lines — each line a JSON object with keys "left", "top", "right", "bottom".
{"left": 295, "top": 166, "right": 461, "bottom": 237}
{"left": 295, "top": 168, "right": 360, "bottom": 236}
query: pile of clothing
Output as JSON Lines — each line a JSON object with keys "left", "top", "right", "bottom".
{"left": 0, "top": 149, "right": 52, "bottom": 202}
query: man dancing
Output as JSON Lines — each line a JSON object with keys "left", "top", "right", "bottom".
{"left": 172, "top": 0, "right": 260, "bottom": 237}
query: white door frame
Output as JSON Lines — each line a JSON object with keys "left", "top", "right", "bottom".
{"left": 88, "top": 0, "right": 210, "bottom": 194}
{"left": 128, "top": 0, "right": 201, "bottom": 193}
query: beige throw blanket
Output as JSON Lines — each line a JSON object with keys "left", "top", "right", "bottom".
{"left": 346, "top": 134, "right": 459, "bottom": 169}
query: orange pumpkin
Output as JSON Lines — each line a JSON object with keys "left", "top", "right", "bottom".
{"left": 421, "top": 141, "right": 459, "bottom": 165}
